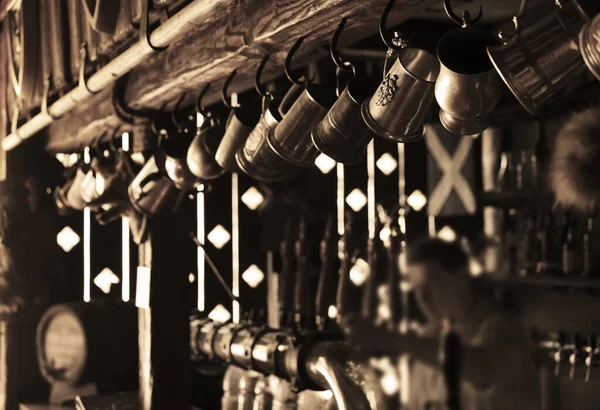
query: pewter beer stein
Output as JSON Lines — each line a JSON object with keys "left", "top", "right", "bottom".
{"left": 312, "top": 79, "right": 375, "bottom": 164}
{"left": 362, "top": 48, "right": 440, "bottom": 143}
{"left": 488, "top": 0, "right": 590, "bottom": 114}
{"left": 236, "top": 100, "right": 298, "bottom": 182}
{"left": 128, "top": 154, "right": 179, "bottom": 217}
{"left": 269, "top": 84, "right": 337, "bottom": 167}
{"left": 187, "top": 119, "right": 226, "bottom": 181}
{"left": 436, "top": 23, "right": 502, "bottom": 135}
{"left": 580, "top": 9, "right": 600, "bottom": 82}
{"left": 215, "top": 108, "right": 260, "bottom": 172}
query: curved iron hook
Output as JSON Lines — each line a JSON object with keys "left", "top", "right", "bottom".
{"left": 221, "top": 69, "right": 237, "bottom": 110}
{"left": 255, "top": 55, "right": 271, "bottom": 98}
{"left": 151, "top": 101, "right": 169, "bottom": 136}
{"left": 171, "top": 92, "right": 187, "bottom": 130}
{"left": 497, "top": 0, "right": 528, "bottom": 41}
{"left": 380, "top": 0, "right": 406, "bottom": 50}
{"left": 331, "top": 18, "right": 356, "bottom": 73}
{"left": 195, "top": 83, "right": 211, "bottom": 117}
{"left": 285, "top": 37, "right": 305, "bottom": 86}
{"left": 443, "top": 0, "right": 483, "bottom": 27}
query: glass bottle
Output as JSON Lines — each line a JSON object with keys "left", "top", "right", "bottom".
{"left": 518, "top": 212, "right": 538, "bottom": 276}
{"left": 561, "top": 215, "right": 579, "bottom": 276}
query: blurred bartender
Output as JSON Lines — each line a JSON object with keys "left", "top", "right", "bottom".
{"left": 343, "top": 238, "right": 539, "bottom": 410}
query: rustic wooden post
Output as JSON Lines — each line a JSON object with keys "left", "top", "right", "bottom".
{"left": 137, "top": 210, "right": 193, "bottom": 410}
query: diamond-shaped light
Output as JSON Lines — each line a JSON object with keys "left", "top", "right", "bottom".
{"left": 55, "top": 153, "right": 79, "bottom": 168}
{"left": 94, "top": 268, "right": 119, "bottom": 294}
{"left": 328, "top": 305, "right": 338, "bottom": 319}
{"left": 207, "top": 225, "right": 231, "bottom": 249}
{"left": 407, "top": 190, "right": 427, "bottom": 212}
{"left": 57, "top": 226, "right": 80, "bottom": 252}
{"left": 242, "top": 264, "right": 265, "bottom": 288}
{"left": 437, "top": 225, "right": 457, "bottom": 242}
{"left": 188, "top": 273, "right": 195, "bottom": 283}
{"left": 376, "top": 153, "right": 397, "bottom": 176}
{"left": 350, "top": 258, "right": 369, "bottom": 286}
{"left": 315, "top": 153, "right": 336, "bottom": 174}
{"left": 346, "top": 189, "right": 367, "bottom": 212}
{"left": 241, "top": 187, "right": 264, "bottom": 211}
{"left": 208, "top": 304, "right": 231, "bottom": 323}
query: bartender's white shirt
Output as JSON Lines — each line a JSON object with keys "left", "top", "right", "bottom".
{"left": 408, "top": 300, "right": 540, "bottom": 410}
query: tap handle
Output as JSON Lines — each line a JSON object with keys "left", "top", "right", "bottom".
{"left": 361, "top": 236, "right": 379, "bottom": 320}
{"left": 279, "top": 219, "right": 294, "bottom": 318}
{"left": 316, "top": 216, "right": 334, "bottom": 330}
{"left": 336, "top": 212, "right": 353, "bottom": 319}
{"left": 386, "top": 223, "right": 402, "bottom": 331}
{"left": 442, "top": 326, "right": 462, "bottom": 410}
{"left": 293, "top": 219, "right": 307, "bottom": 331}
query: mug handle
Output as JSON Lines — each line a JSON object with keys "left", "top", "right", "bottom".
{"left": 278, "top": 82, "right": 304, "bottom": 118}
{"left": 137, "top": 172, "right": 163, "bottom": 200}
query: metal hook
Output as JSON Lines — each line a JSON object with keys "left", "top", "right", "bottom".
{"left": 42, "top": 76, "right": 60, "bottom": 120}
{"left": 79, "top": 43, "right": 97, "bottom": 95}
{"left": 151, "top": 101, "right": 169, "bottom": 137}
{"left": 331, "top": 18, "right": 356, "bottom": 73}
{"left": 140, "top": 0, "right": 168, "bottom": 52}
{"left": 221, "top": 69, "right": 237, "bottom": 110}
{"left": 380, "top": 0, "right": 406, "bottom": 50}
{"left": 195, "top": 83, "right": 211, "bottom": 118}
{"left": 497, "top": 0, "right": 528, "bottom": 41}
{"left": 443, "top": 0, "right": 483, "bottom": 27}
{"left": 255, "top": 55, "right": 271, "bottom": 98}
{"left": 171, "top": 92, "right": 187, "bottom": 130}
{"left": 285, "top": 37, "right": 305, "bottom": 86}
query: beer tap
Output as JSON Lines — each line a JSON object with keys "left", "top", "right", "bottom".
{"left": 293, "top": 218, "right": 308, "bottom": 333}
{"left": 336, "top": 211, "right": 354, "bottom": 320}
{"left": 384, "top": 211, "right": 403, "bottom": 332}
{"left": 585, "top": 335, "right": 600, "bottom": 382}
{"left": 279, "top": 220, "right": 295, "bottom": 327}
{"left": 442, "top": 320, "right": 462, "bottom": 410}
{"left": 316, "top": 216, "right": 334, "bottom": 331}
{"left": 569, "top": 334, "right": 586, "bottom": 380}
{"left": 361, "top": 217, "right": 381, "bottom": 321}
{"left": 554, "top": 332, "right": 575, "bottom": 377}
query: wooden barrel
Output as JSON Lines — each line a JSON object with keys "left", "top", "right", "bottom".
{"left": 36, "top": 301, "right": 138, "bottom": 393}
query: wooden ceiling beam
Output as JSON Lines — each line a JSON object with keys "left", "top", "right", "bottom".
{"left": 45, "top": 0, "right": 439, "bottom": 153}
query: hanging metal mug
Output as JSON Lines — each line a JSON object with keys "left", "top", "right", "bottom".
{"left": 488, "top": 0, "right": 590, "bottom": 115}
{"left": 236, "top": 99, "right": 298, "bottom": 182}
{"left": 53, "top": 179, "right": 75, "bottom": 216}
{"left": 362, "top": 48, "right": 440, "bottom": 143}
{"left": 163, "top": 134, "right": 203, "bottom": 192}
{"left": 187, "top": 118, "right": 226, "bottom": 181}
{"left": 216, "top": 108, "right": 260, "bottom": 172}
{"left": 312, "top": 79, "right": 375, "bottom": 164}
{"left": 128, "top": 153, "right": 179, "bottom": 217}
{"left": 580, "top": 10, "right": 600, "bottom": 82}
{"left": 88, "top": 150, "right": 136, "bottom": 207}
{"left": 268, "top": 84, "right": 337, "bottom": 167}
{"left": 65, "top": 166, "right": 89, "bottom": 211}
{"left": 214, "top": 70, "right": 261, "bottom": 172}
{"left": 80, "top": 165, "right": 99, "bottom": 204}
{"left": 435, "top": 3, "right": 502, "bottom": 135}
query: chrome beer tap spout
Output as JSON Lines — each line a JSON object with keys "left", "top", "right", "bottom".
{"left": 569, "top": 334, "right": 586, "bottom": 380}
{"left": 585, "top": 335, "right": 600, "bottom": 383}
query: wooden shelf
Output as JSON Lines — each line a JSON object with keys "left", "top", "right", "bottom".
{"left": 476, "top": 275, "right": 600, "bottom": 290}
{"left": 479, "top": 190, "right": 554, "bottom": 209}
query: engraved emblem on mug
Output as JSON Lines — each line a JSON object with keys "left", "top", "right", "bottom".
{"left": 375, "top": 74, "right": 399, "bottom": 106}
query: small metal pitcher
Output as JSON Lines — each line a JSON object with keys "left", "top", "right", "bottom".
{"left": 162, "top": 127, "right": 203, "bottom": 192}
{"left": 236, "top": 100, "right": 298, "bottom": 182}
{"left": 187, "top": 119, "right": 226, "bottom": 181}
{"left": 436, "top": 25, "right": 502, "bottom": 135}
{"left": 269, "top": 84, "right": 337, "bottom": 167}
{"left": 580, "top": 9, "right": 600, "bottom": 82}
{"left": 362, "top": 48, "right": 440, "bottom": 143}
{"left": 488, "top": 0, "right": 590, "bottom": 115}
{"left": 312, "top": 79, "right": 375, "bottom": 164}
{"left": 128, "top": 153, "right": 179, "bottom": 217}
{"left": 215, "top": 108, "right": 259, "bottom": 172}
{"left": 65, "top": 166, "right": 89, "bottom": 211}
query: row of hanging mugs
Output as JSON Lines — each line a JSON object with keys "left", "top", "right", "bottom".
{"left": 51, "top": 0, "right": 600, "bottom": 232}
